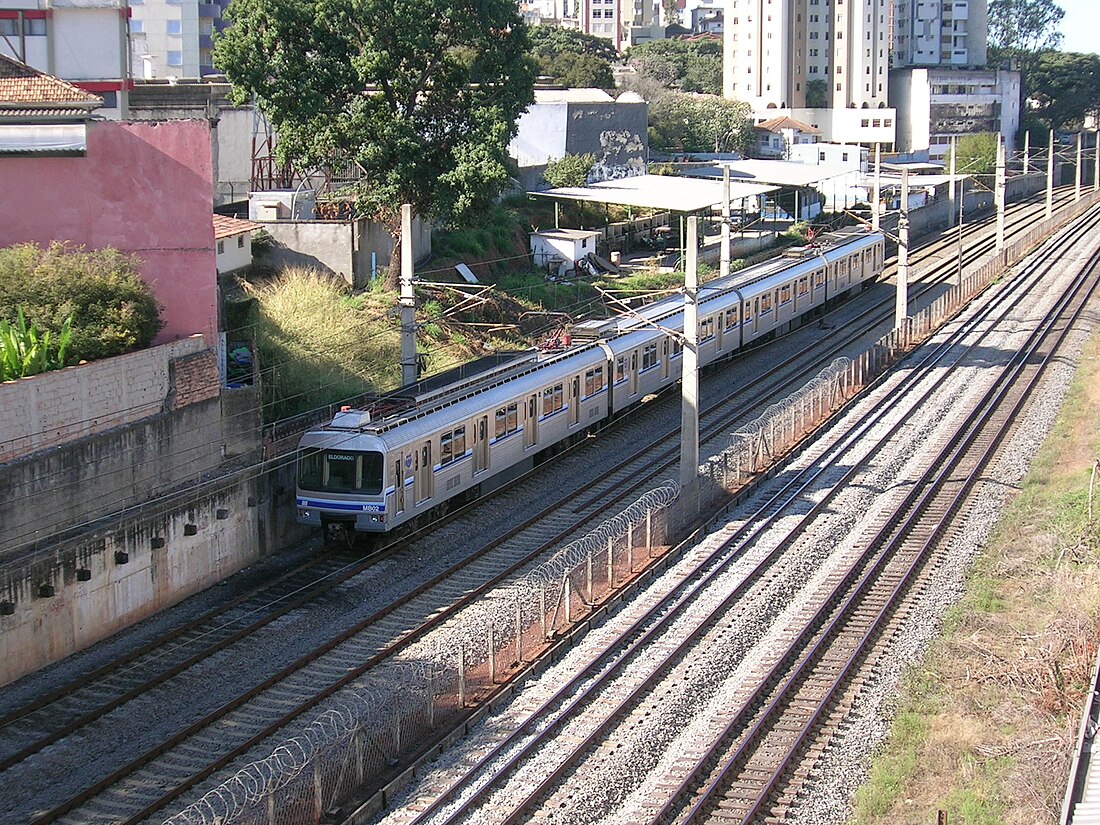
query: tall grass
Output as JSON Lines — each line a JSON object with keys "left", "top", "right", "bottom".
{"left": 245, "top": 268, "right": 404, "bottom": 422}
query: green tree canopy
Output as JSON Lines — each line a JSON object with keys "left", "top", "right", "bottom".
{"left": 528, "top": 27, "right": 617, "bottom": 88}
{"left": 214, "top": 0, "right": 536, "bottom": 286}
{"left": 648, "top": 93, "right": 753, "bottom": 154}
{"left": 989, "top": 0, "right": 1064, "bottom": 56}
{"left": 805, "top": 79, "right": 828, "bottom": 109}
{"left": 1028, "top": 51, "right": 1100, "bottom": 132}
{"left": 543, "top": 153, "right": 596, "bottom": 188}
{"left": 949, "top": 133, "right": 999, "bottom": 177}
{"left": 627, "top": 38, "right": 723, "bottom": 95}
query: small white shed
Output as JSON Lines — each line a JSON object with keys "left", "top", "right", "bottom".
{"left": 531, "top": 228, "right": 602, "bottom": 275}
{"left": 214, "top": 214, "right": 263, "bottom": 275}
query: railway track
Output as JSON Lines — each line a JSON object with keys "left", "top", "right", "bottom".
{"left": 371, "top": 205, "right": 1100, "bottom": 825}
{"left": 0, "top": 186, "right": 1082, "bottom": 825}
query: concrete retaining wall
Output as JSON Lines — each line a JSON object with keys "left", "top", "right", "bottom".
{"left": 0, "top": 477, "right": 262, "bottom": 686}
{"left": 0, "top": 336, "right": 209, "bottom": 462}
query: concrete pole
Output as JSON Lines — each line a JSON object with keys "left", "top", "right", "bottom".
{"left": 1094, "top": 130, "right": 1099, "bottom": 191}
{"left": 1047, "top": 130, "right": 1055, "bottom": 221}
{"left": 872, "top": 143, "right": 881, "bottom": 231}
{"left": 995, "top": 136, "right": 1006, "bottom": 253}
{"left": 896, "top": 168, "right": 909, "bottom": 330}
{"left": 720, "top": 166, "right": 731, "bottom": 279}
{"left": 680, "top": 216, "right": 700, "bottom": 496}
{"left": 1076, "top": 132, "right": 1083, "bottom": 202}
{"left": 948, "top": 136, "right": 957, "bottom": 228}
{"left": 1024, "top": 130, "right": 1030, "bottom": 173}
{"left": 955, "top": 181, "right": 964, "bottom": 287}
{"left": 400, "top": 203, "right": 418, "bottom": 386}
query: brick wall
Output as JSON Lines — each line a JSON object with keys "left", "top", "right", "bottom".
{"left": 0, "top": 335, "right": 215, "bottom": 463}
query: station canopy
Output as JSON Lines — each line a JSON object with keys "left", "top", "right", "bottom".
{"left": 682, "top": 159, "right": 858, "bottom": 189}
{"left": 532, "top": 173, "right": 778, "bottom": 213}
{"left": 866, "top": 173, "right": 969, "bottom": 188}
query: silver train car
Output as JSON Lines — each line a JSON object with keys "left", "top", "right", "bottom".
{"left": 296, "top": 229, "right": 885, "bottom": 543}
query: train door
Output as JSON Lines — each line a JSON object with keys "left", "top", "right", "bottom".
{"left": 415, "top": 440, "right": 433, "bottom": 503}
{"left": 661, "top": 339, "right": 670, "bottom": 380}
{"left": 629, "top": 351, "right": 639, "bottom": 396}
{"left": 524, "top": 394, "right": 538, "bottom": 448}
{"left": 570, "top": 376, "right": 580, "bottom": 426}
{"left": 475, "top": 416, "right": 489, "bottom": 473}
{"left": 393, "top": 457, "right": 406, "bottom": 516}
{"left": 716, "top": 312, "right": 725, "bottom": 352}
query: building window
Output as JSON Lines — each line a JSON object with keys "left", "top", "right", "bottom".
{"left": 0, "top": 19, "right": 17, "bottom": 36}
{"left": 167, "top": 51, "right": 182, "bottom": 65}
{"left": 237, "top": 235, "right": 245, "bottom": 249}
{"left": 167, "top": 19, "right": 181, "bottom": 34}
{"left": 99, "top": 90, "right": 117, "bottom": 108}
{"left": 23, "top": 17, "right": 46, "bottom": 35}
{"left": 217, "top": 240, "right": 225, "bottom": 254}
{"left": 130, "top": 18, "right": 143, "bottom": 32}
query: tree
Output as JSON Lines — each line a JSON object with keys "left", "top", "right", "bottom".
{"left": 805, "top": 79, "right": 828, "bottom": 109}
{"left": 627, "top": 39, "right": 722, "bottom": 95}
{"left": 1028, "top": 51, "right": 1100, "bottom": 132}
{"left": 989, "top": 0, "right": 1064, "bottom": 56}
{"left": 528, "top": 27, "right": 617, "bottom": 88}
{"left": 662, "top": 0, "right": 680, "bottom": 26}
{"left": 648, "top": 93, "right": 753, "bottom": 154}
{"left": 214, "top": 0, "right": 536, "bottom": 288}
{"left": 543, "top": 153, "right": 596, "bottom": 187}
{"left": 950, "top": 133, "right": 999, "bottom": 177}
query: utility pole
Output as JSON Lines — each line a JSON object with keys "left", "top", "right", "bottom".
{"left": 896, "top": 168, "right": 909, "bottom": 330}
{"left": 1047, "top": 130, "right": 1055, "bottom": 222}
{"left": 872, "top": 143, "right": 881, "bottom": 232}
{"left": 995, "top": 135, "right": 1006, "bottom": 253}
{"left": 1076, "top": 132, "right": 1083, "bottom": 202}
{"left": 680, "top": 216, "right": 700, "bottom": 498}
{"left": 400, "top": 203, "right": 418, "bottom": 387}
{"left": 721, "top": 166, "right": 731, "bottom": 279}
{"left": 948, "top": 136, "right": 957, "bottom": 228}
{"left": 1024, "top": 131, "right": 1030, "bottom": 173}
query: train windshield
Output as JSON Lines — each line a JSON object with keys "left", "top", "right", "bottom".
{"left": 298, "top": 449, "right": 384, "bottom": 495}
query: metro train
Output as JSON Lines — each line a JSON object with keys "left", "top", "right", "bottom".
{"left": 296, "top": 228, "right": 885, "bottom": 544}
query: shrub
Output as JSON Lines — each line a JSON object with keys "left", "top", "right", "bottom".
{"left": 543, "top": 153, "right": 596, "bottom": 188}
{"left": 0, "top": 242, "right": 162, "bottom": 362}
{"left": 0, "top": 309, "right": 72, "bottom": 381}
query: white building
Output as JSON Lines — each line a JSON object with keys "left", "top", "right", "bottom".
{"left": 559, "top": 0, "right": 660, "bottom": 52}
{"left": 889, "top": 66, "right": 1020, "bottom": 160}
{"left": 213, "top": 214, "right": 261, "bottom": 275}
{"left": 531, "top": 228, "right": 602, "bottom": 276}
{"left": 892, "top": 0, "right": 988, "bottom": 68}
{"left": 0, "top": 0, "right": 129, "bottom": 117}
{"left": 129, "top": 0, "right": 230, "bottom": 79}
{"left": 723, "top": 0, "right": 896, "bottom": 147}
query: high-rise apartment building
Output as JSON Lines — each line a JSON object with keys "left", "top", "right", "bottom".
{"left": 129, "top": 0, "right": 230, "bottom": 79}
{"left": 559, "top": 0, "right": 659, "bottom": 52}
{"left": 892, "top": 0, "right": 988, "bottom": 68}
{"left": 723, "top": 0, "right": 896, "bottom": 146}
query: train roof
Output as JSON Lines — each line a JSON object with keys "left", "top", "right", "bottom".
{"left": 574, "top": 229, "right": 882, "bottom": 344}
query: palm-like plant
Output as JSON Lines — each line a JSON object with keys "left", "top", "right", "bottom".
{"left": 0, "top": 309, "right": 73, "bottom": 382}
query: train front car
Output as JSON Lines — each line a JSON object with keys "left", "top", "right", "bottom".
{"left": 295, "top": 409, "right": 390, "bottom": 547}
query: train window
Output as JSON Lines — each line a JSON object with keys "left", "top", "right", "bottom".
{"left": 798, "top": 278, "right": 808, "bottom": 296}
{"left": 495, "top": 404, "right": 519, "bottom": 438}
{"left": 699, "top": 317, "right": 715, "bottom": 341}
{"left": 642, "top": 343, "right": 658, "bottom": 370}
{"left": 671, "top": 338, "right": 683, "bottom": 356}
{"left": 584, "top": 366, "right": 605, "bottom": 396}
{"left": 298, "top": 449, "right": 383, "bottom": 495}
{"left": 543, "top": 384, "right": 564, "bottom": 415}
{"left": 439, "top": 425, "right": 467, "bottom": 466}
{"left": 615, "top": 356, "right": 627, "bottom": 383}
{"left": 816, "top": 271, "right": 825, "bottom": 287}
{"left": 744, "top": 302, "right": 752, "bottom": 322}
{"left": 760, "top": 293, "right": 772, "bottom": 314}
{"left": 780, "top": 285, "right": 791, "bottom": 304}
{"left": 725, "top": 307, "right": 739, "bottom": 330}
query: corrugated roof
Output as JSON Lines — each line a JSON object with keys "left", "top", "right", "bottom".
{"left": 213, "top": 214, "right": 262, "bottom": 239}
{"left": 0, "top": 55, "right": 103, "bottom": 106}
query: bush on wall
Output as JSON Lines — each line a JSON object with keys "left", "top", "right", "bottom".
{"left": 0, "top": 242, "right": 162, "bottom": 363}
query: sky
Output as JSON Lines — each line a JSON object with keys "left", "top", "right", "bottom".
{"left": 1058, "top": 0, "right": 1100, "bottom": 55}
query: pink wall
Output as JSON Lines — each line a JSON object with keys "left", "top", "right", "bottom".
{"left": 0, "top": 120, "right": 217, "bottom": 345}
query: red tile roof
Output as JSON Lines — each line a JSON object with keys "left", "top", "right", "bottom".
{"left": 213, "top": 214, "right": 263, "bottom": 239}
{"left": 755, "top": 115, "right": 821, "bottom": 135}
{"left": 0, "top": 55, "right": 102, "bottom": 107}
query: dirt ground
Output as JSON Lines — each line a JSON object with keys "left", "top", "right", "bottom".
{"left": 852, "top": 332, "right": 1100, "bottom": 825}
